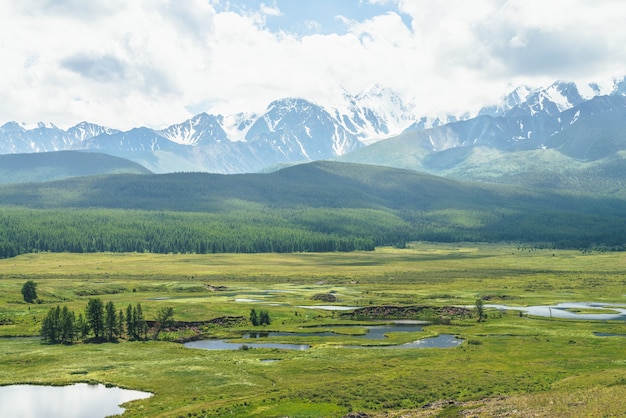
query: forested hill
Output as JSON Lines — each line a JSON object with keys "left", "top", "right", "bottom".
{"left": 0, "top": 160, "right": 500, "bottom": 211}
{"left": 0, "top": 151, "right": 152, "bottom": 184}
{"left": 0, "top": 161, "right": 624, "bottom": 256}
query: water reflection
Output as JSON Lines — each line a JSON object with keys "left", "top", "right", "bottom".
{"left": 185, "top": 339, "right": 309, "bottom": 350}
{"left": 0, "top": 383, "right": 151, "bottom": 418}
{"left": 185, "top": 324, "right": 462, "bottom": 350}
{"left": 343, "top": 334, "right": 462, "bottom": 349}
{"left": 486, "top": 302, "right": 626, "bottom": 320}
{"left": 296, "top": 305, "right": 359, "bottom": 311}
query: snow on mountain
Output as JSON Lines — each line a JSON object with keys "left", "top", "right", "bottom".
{"left": 333, "top": 84, "right": 418, "bottom": 144}
{"left": 480, "top": 81, "right": 607, "bottom": 120}
{"left": 85, "top": 127, "right": 187, "bottom": 153}
{"left": 221, "top": 112, "right": 257, "bottom": 142}
{"left": 159, "top": 113, "right": 228, "bottom": 146}
{"left": 245, "top": 98, "right": 363, "bottom": 162}
{"left": 0, "top": 121, "right": 118, "bottom": 154}
{"left": 3, "top": 77, "right": 626, "bottom": 174}
{"left": 396, "top": 79, "right": 626, "bottom": 157}
{"left": 66, "top": 122, "right": 119, "bottom": 142}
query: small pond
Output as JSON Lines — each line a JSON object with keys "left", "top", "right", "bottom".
{"left": 343, "top": 334, "right": 462, "bottom": 349}
{"left": 245, "top": 324, "right": 426, "bottom": 340}
{"left": 486, "top": 302, "right": 626, "bottom": 320}
{"left": 0, "top": 383, "right": 152, "bottom": 418}
{"left": 185, "top": 339, "right": 310, "bottom": 350}
{"left": 184, "top": 324, "right": 462, "bottom": 350}
{"left": 296, "top": 305, "right": 359, "bottom": 311}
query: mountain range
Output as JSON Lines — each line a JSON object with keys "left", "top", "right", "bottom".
{"left": 1, "top": 78, "right": 626, "bottom": 194}
{"left": 0, "top": 86, "right": 416, "bottom": 174}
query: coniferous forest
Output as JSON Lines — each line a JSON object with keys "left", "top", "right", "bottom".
{"left": 0, "top": 161, "right": 624, "bottom": 258}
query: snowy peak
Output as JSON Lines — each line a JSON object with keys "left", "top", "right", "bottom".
{"left": 336, "top": 85, "right": 417, "bottom": 144}
{"left": 482, "top": 81, "right": 603, "bottom": 119}
{"left": 0, "top": 121, "right": 27, "bottom": 134}
{"left": 159, "top": 112, "right": 228, "bottom": 146}
{"left": 66, "top": 122, "right": 119, "bottom": 142}
{"left": 262, "top": 98, "right": 320, "bottom": 132}
{"left": 246, "top": 98, "right": 362, "bottom": 160}
{"left": 86, "top": 127, "right": 184, "bottom": 153}
{"left": 221, "top": 112, "right": 257, "bottom": 142}
{"left": 520, "top": 81, "right": 585, "bottom": 116}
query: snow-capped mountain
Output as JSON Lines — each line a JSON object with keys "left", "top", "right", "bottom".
{"left": 67, "top": 122, "right": 120, "bottom": 142}
{"left": 245, "top": 98, "right": 362, "bottom": 162}
{"left": 0, "top": 121, "right": 119, "bottom": 155}
{"left": 333, "top": 85, "right": 418, "bottom": 144}
{"left": 478, "top": 80, "right": 616, "bottom": 119}
{"left": 0, "top": 88, "right": 417, "bottom": 173}
{"left": 2, "top": 77, "right": 626, "bottom": 175}
{"left": 159, "top": 113, "right": 229, "bottom": 146}
{"left": 390, "top": 78, "right": 626, "bottom": 156}
{"left": 339, "top": 77, "right": 626, "bottom": 186}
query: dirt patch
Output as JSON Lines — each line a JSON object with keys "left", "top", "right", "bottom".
{"left": 340, "top": 305, "right": 471, "bottom": 321}
{"left": 312, "top": 293, "right": 338, "bottom": 302}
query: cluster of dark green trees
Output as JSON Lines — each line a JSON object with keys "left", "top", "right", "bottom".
{"left": 0, "top": 208, "right": 380, "bottom": 258}
{"left": 249, "top": 309, "right": 271, "bottom": 326}
{"left": 41, "top": 298, "right": 148, "bottom": 344}
{"left": 1, "top": 181, "right": 625, "bottom": 260}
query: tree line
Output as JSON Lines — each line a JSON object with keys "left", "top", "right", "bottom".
{"left": 1, "top": 200, "right": 624, "bottom": 260}
{"left": 0, "top": 207, "right": 384, "bottom": 258}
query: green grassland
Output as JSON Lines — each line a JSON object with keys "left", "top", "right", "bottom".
{"left": 1, "top": 244, "right": 626, "bottom": 417}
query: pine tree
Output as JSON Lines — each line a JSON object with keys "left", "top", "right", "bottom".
{"left": 60, "top": 306, "right": 75, "bottom": 344}
{"left": 76, "top": 313, "right": 89, "bottom": 339}
{"left": 126, "top": 304, "right": 135, "bottom": 339}
{"left": 117, "top": 309, "right": 125, "bottom": 338}
{"left": 250, "top": 309, "right": 258, "bottom": 326}
{"left": 152, "top": 306, "right": 175, "bottom": 340}
{"left": 41, "top": 306, "right": 61, "bottom": 343}
{"left": 259, "top": 310, "right": 271, "bottom": 326}
{"left": 132, "top": 303, "right": 147, "bottom": 340}
{"left": 104, "top": 301, "right": 117, "bottom": 341}
{"left": 85, "top": 298, "right": 105, "bottom": 339}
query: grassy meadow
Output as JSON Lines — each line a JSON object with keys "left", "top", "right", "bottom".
{"left": 1, "top": 243, "right": 626, "bottom": 417}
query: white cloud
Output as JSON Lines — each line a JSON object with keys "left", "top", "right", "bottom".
{"left": 260, "top": 2, "right": 282, "bottom": 17}
{"left": 1, "top": 0, "right": 625, "bottom": 129}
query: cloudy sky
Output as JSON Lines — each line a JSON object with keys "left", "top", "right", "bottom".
{"left": 2, "top": 0, "right": 625, "bottom": 129}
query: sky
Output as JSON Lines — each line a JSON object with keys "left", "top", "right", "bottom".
{"left": 1, "top": 0, "right": 625, "bottom": 130}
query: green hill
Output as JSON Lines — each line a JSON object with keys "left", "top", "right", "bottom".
{"left": 0, "top": 151, "right": 152, "bottom": 184}
{"left": 0, "top": 161, "right": 624, "bottom": 257}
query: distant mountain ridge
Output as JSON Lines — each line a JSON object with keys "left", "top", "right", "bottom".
{"left": 0, "top": 151, "right": 151, "bottom": 184}
{"left": 0, "top": 85, "right": 418, "bottom": 174}
{"left": 2, "top": 78, "right": 626, "bottom": 179}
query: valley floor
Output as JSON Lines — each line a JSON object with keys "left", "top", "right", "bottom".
{"left": 1, "top": 243, "right": 625, "bottom": 417}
